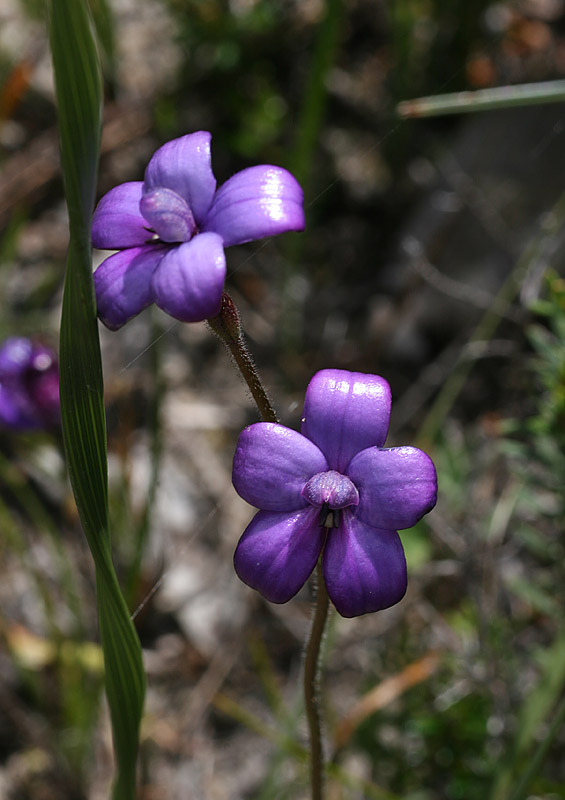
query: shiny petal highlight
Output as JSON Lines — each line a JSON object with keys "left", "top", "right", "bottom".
{"left": 202, "top": 165, "right": 305, "bottom": 246}
{"left": 301, "top": 370, "right": 391, "bottom": 472}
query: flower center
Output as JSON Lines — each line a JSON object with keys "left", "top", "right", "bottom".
{"left": 140, "top": 187, "right": 197, "bottom": 243}
{"left": 302, "top": 470, "right": 359, "bottom": 528}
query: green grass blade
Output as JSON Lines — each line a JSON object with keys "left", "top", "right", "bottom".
{"left": 49, "top": 1, "right": 145, "bottom": 797}
{"left": 398, "top": 79, "right": 565, "bottom": 118}
{"left": 88, "top": 0, "right": 117, "bottom": 87}
{"left": 289, "top": 0, "right": 343, "bottom": 190}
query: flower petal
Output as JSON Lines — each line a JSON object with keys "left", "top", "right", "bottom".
{"left": 151, "top": 233, "right": 226, "bottom": 322}
{"left": 0, "top": 338, "right": 34, "bottom": 377}
{"left": 144, "top": 132, "right": 216, "bottom": 223}
{"left": 202, "top": 165, "right": 305, "bottom": 246}
{"left": 348, "top": 446, "right": 437, "bottom": 530}
{"left": 94, "top": 245, "right": 167, "bottom": 330}
{"left": 301, "top": 370, "right": 391, "bottom": 472}
{"left": 92, "top": 182, "right": 149, "bottom": 249}
{"left": 234, "top": 507, "right": 325, "bottom": 604}
{"left": 0, "top": 385, "right": 38, "bottom": 429}
{"left": 323, "top": 513, "right": 407, "bottom": 617}
{"left": 233, "top": 423, "right": 328, "bottom": 511}
{"left": 28, "top": 369, "right": 60, "bottom": 426}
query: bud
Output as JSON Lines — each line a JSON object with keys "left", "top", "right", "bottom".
{"left": 207, "top": 292, "right": 242, "bottom": 344}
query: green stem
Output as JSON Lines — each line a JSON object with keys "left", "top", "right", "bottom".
{"left": 126, "top": 311, "right": 164, "bottom": 604}
{"left": 304, "top": 560, "right": 330, "bottom": 800}
{"left": 398, "top": 79, "right": 565, "bottom": 118}
{"left": 209, "top": 294, "right": 330, "bottom": 799}
{"left": 207, "top": 293, "right": 278, "bottom": 423}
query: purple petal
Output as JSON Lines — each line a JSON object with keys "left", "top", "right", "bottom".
{"left": 233, "top": 423, "right": 328, "bottom": 511}
{"left": 301, "top": 370, "right": 391, "bottom": 472}
{"left": 0, "top": 338, "right": 34, "bottom": 377}
{"left": 347, "top": 446, "right": 437, "bottom": 530}
{"left": 151, "top": 233, "right": 226, "bottom": 322}
{"left": 234, "top": 507, "right": 325, "bottom": 603}
{"left": 139, "top": 187, "right": 196, "bottom": 243}
{"left": 28, "top": 369, "right": 60, "bottom": 426}
{"left": 92, "top": 182, "right": 149, "bottom": 249}
{"left": 0, "top": 386, "right": 38, "bottom": 429}
{"left": 94, "top": 245, "right": 167, "bottom": 330}
{"left": 144, "top": 132, "right": 216, "bottom": 223}
{"left": 28, "top": 345, "right": 57, "bottom": 374}
{"left": 323, "top": 513, "right": 407, "bottom": 617}
{"left": 202, "top": 165, "right": 305, "bottom": 247}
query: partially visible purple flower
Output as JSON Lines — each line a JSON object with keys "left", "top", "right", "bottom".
{"left": 92, "top": 132, "right": 305, "bottom": 330}
{"left": 232, "top": 370, "right": 437, "bottom": 617}
{"left": 0, "top": 338, "right": 60, "bottom": 430}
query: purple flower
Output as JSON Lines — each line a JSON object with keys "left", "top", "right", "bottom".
{"left": 92, "top": 132, "right": 305, "bottom": 330}
{"left": 0, "top": 338, "right": 60, "bottom": 430}
{"left": 232, "top": 370, "right": 437, "bottom": 617}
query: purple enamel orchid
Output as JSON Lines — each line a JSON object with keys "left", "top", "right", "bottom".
{"left": 232, "top": 370, "right": 437, "bottom": 617}
{"left": 0, "top": 338, "right": 60, "bottom": 430}
{"left": 91, "top": 132, "right": 304, "bottom": 329}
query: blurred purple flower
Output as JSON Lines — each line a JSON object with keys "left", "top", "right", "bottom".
{"left": 0, "top": 338, "right": 60, "bottom": 430}
{"left": 232, "top": 370, "right": 437, "bottom": 617}
{"left": 92, "top": 131, "right": 305, "bottom": 330}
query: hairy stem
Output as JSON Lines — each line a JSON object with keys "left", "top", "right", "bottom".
{"left": 207, "top": 293, "right": 278, "bottom": 423}
{"left": 304, "top": 560, "right": 330, "bottom": 800}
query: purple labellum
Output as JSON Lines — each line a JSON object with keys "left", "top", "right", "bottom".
{"left": 139, "top": 187, "right": 197, "bottom": 243}
{"left": 302, "top": 470, "right": 359, "bottom": 510}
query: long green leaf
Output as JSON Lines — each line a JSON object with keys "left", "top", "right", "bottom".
{"left": 48, "top": 1, "right": 145, "bottom": 798}
{"left": 398, "top": 79, "right": 565, "bottom": 118}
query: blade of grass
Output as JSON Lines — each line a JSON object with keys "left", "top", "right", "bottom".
{"left": 88, "top": 0, "right": 117, "bottom": 88}
{"left": 398, "top": 79, "right": 565, "bottom": 118}
{"left": 289, "top": 0, "right": 343, "bottom": 191}
{"left": 282, "top": 0, "right": 343, "bottom": 348}
{"left": 48, "top": 1, "right": 145, "bottom": 798}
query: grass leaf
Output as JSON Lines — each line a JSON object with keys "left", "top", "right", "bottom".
{"left": 49, "top": 1, "right": 145, "bottom": 797}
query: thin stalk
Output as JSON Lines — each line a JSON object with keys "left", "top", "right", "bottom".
{"left": 289, "top": 0, "right": 343, "bottom": 190}
{"left": 398, "top": 79, "right": 565, "bottom": 118}
{"left": 207, "top": 293, "right": 278, "bottom": 423}
{"left": 304, "top": 560, "right": 330, "bottom": 800}
{"left": 209, "top": 294, "right": 330, "bottom": 799}
{"left": 126, "top": 311, "right": 164, "bottom": 604}
{"left": 282, "top": 0, "right": 343, "bottom": 350}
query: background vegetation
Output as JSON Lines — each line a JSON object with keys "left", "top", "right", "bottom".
{"left": 0, "top": 0, "right": 564, "bottom": 797}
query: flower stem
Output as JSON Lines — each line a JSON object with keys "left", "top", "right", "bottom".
{"left": 207, "top": 293, "right": 278, "bottom": 423}
{"left": 304, "top": 560, "right": 330, "bottom": 800}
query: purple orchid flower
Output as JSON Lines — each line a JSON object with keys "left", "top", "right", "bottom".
{"left": 91, "top": 131, "right": 304, "bottom": 330}
{"left": 0, "top": 338, "right": 60, "bottom": 430}
{"left": 232, "top": 370, "right": 437, "bottom": 617}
